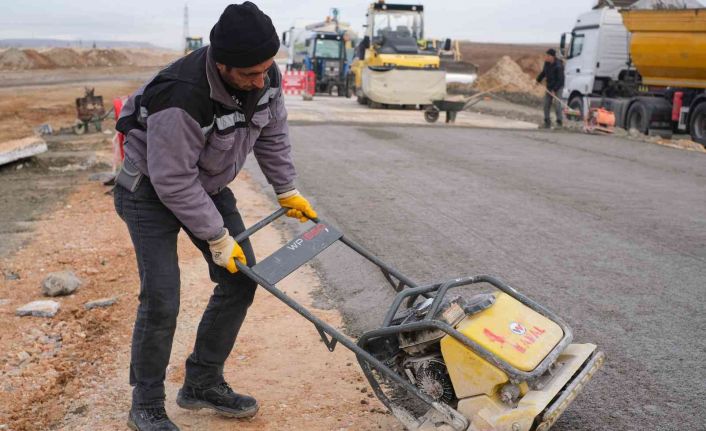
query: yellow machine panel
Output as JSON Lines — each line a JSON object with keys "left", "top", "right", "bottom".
{"left": 621, "top": 9, "right": 706, "bottom": 89}
{"left": 440, "top": 333, "right": 509, "bottom": 398}
{"left": 368, "top": 53, "right": 440, "bottom": 69}
{"left": 458, "top": 293, "right": 562, "bottom": 371}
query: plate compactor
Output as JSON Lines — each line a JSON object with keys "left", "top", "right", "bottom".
{"left": 235, "top": 209, "right": 605, "bottom": 431}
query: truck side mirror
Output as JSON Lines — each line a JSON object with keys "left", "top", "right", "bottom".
{"left": 282, "top": 31, "right": 288, "bottom": 46}
{"left": 443, "top": 38, "right": 452, "bottom": 51}
{"left": 560, "top": 33, "right": 566, "bottom": 53}
{"left": 362, "top": 36, "right": 370, "bottom": 50}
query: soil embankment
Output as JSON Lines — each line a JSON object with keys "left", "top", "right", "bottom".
{"left": 0, "top": 47, "right": 178, "bottom": 71}
{"left": 458, "top": 41, "right": 549, "bottom": 76}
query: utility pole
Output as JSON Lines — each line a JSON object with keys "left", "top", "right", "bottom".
{"left": 183, "top": 3, "right": 189, "bottom": 52}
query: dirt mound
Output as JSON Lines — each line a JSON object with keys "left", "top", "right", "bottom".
{"left": 121, "top": 49, "right": 179, "bottom": 67}
{"left": 472, "top": 55, "right": 545, "bottom": 97}
{"left": 458, "top": 42, "right": 550, "bottom": 75}
{"left": 81, "top": 49, "right": 130, "bottom": 67}
{"left": 0, "top": 48, "right": 180, "bottom": 70}
{"left": 22, "top": 49, "right": 55, "bottom": 69}
{"left": 43, "top": 47, "right": 84, "bottom": 68}
{"left": 0, "top": 48, "right": 36, "bottom": 70}
{"left": 516, "top": 54, "right": 544, "bottom": 78}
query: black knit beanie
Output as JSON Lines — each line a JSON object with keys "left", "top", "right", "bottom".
{"left": 210, "top": 2, "right": 280, "bottom": 68}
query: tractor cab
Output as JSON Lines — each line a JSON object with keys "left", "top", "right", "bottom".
{"left": 304, "top": 32, "right": 350, "bottom": 97}
{"left": 184, "top": 37, "right": 203, "bottom": 55}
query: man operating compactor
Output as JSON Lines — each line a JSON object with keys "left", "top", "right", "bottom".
{"left": 113, "top": 3, "right": 317, "bottom": 430}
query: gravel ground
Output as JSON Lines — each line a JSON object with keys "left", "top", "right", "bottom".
{"left": 245, "top": 124, "right": 706, "bottom": 431}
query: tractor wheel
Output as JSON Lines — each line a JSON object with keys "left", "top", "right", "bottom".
{"left": 627, "top": 101, "right": 649, "bottom": 135}
{"left": 689, "top": 101, "right": 706, "bottom": 147}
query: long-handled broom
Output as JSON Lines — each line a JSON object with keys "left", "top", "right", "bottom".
{"left": 544, "top": 88, "right": 582, "bottom": 119}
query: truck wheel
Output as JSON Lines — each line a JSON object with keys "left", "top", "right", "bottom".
{"left": 357, "top": 94, "right": 368, "bottom": 105}
{"left": 689, "top": 102, "right": 706, "bottom": 146}
{"left": 627, "top": 102, "right": 649, "bottom": 134}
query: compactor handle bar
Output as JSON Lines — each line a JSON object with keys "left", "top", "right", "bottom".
{"left": 234, "top": 207, "right": 418, "bottom": 292}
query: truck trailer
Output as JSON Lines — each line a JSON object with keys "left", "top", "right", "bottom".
{"left": 561, "top": 6, "right": 706, "bottom": 146}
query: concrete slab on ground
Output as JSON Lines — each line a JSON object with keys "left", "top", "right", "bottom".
{"left": 0, "top": 136, "right": 47, "bottom": 166}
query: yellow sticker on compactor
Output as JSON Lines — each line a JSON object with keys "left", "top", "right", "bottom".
{"left": 454, "top": 293, "right": 564, "bottom": 372}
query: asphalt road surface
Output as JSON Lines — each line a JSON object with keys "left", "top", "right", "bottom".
{"left": 246, "top": 125, "right": 705, "bottom": 431}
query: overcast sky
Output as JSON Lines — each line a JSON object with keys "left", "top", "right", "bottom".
{"left": 0, "top": 1, "right": 598, "bottom": 49}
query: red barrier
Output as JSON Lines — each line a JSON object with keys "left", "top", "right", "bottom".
{"left": 283, "top": 70, "right": 316, "bottom": 98}
{"left": 304, "top": 71, "right": 316, "bottom": 97}
{"left": 282, "top": 70, "right": 307, "bottom": 95}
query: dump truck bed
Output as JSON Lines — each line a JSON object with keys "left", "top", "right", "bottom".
{"left": 620, "top": 8, "right": 706, "bottom": 89}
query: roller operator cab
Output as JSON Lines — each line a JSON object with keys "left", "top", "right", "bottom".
{"left": 351, "top": 2, "right": 446, "bottom": 108}
{"left": 560, "top": 6, "right": 706, "bottom": 146}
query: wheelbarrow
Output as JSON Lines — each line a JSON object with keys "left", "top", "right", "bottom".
{"left": 424, "top": 84, "right": 508, "bottom": 124}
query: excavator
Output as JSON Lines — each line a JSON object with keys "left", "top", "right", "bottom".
{"left": 350, "top": 1, "right": 447, "bottom": 108}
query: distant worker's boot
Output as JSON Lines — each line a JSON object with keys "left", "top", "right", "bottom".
{"left": 542, "top": 120, "right": 551, "bottom": 129}
{"left": 177, "top": 382, "right": 259, "bottom": 418}
{"left": 127, "top": 406, "right": 179, "bottom": 431}
{"left": 556, "top": 120, "right": 564, "bottom": 128}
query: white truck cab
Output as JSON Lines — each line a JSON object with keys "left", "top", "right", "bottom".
{"left": 562, "top": 7, "right": 630, "bottom": 106}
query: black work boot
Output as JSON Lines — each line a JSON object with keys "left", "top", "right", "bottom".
{"left": 176, "top": 382, "right": 259, "bottom": 418}
{"left": 542, "top": 120, "right": 551, "bottom": 129}
{"left": 127, "top": 406, "right": 179, "bottom": 431}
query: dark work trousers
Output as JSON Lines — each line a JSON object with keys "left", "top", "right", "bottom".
{"left": 543, "top": 88, "right": 563, "bottom": 126}
{"left": 114, "top": 177, "right": 257, "bottom": 408}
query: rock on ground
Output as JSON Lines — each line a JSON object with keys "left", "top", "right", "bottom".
{"left": 41, "top": 270, "right": 81, "bottom": 297}
{"left": 16, "top": 300, "right": 60, "bottom": 317}
{"left": 84, "top": 297, "right": 118, "bottom": 310}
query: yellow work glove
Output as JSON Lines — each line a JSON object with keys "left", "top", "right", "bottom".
{"left": 277, "top": 190, "right": 317, "bottom": 223}
{"left": 208, "top": 229, "right": 246, "bottom": 273}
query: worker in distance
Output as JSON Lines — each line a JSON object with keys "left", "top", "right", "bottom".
{"left": 113, "top": 3, "right": 316, "bottom": 430}
{"left": 537, "top": 48, "right": 565, "bottom": 129}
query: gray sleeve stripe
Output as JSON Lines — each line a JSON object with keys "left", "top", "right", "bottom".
{"left": 215, "top": 112, "right": 246, "bottom": 130}
{"left": 257, "top": 87, "right": 279, "bottom": 106}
